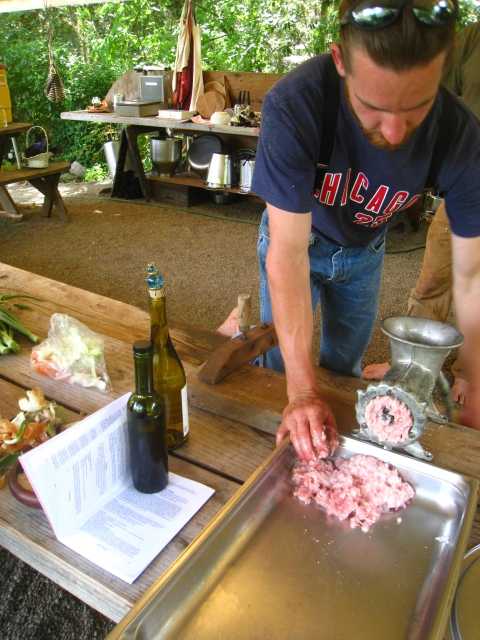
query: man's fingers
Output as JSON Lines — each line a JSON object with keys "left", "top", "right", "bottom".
{"left": 306, "top": 407, "right": 337, "bottom": 457}
{"left": 293, "top": 416, "right": 315, "bottom": 461}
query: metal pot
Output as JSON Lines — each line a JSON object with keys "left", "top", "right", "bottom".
{"left": 239, "top": 158, "right": 255, "bottom": 193}
{"left": 150, "top": 136, "right": 182, "bottom": 176}
{"left": 206, "top": 153, "right": 234, "bottom": 189}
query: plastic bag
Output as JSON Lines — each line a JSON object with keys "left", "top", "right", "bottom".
{"left": 31, "top": 314, "right": 111, "bottom": 392}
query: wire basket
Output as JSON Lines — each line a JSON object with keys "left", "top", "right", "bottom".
{"left": 23, "top": 126, "right": 50, "bottom": 169}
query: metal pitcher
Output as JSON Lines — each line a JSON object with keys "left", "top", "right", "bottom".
{"left": 239, "top": 158, "right": 255, "bottom": 193}
{"left": 206, "top": 153, "right": 234, "bottom": 189}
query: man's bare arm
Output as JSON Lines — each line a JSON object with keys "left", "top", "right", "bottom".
{"left": 267, "top": 204, "right": 317, "bottom": 395}
{"left": 266, "top": 204, "right": 338, "bottom": 459}
{"left": 451, "top": 232, "right": 480, "bottom": 428}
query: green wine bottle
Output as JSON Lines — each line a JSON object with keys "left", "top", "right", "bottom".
{"left": 146, "top": 264, "right": 189, "bottom": 450}
{"left": 127, "top": 341, "right": 168, "bottom": 493}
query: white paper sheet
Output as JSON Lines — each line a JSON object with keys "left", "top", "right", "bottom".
{"left": 20, "top": 393, "right": 215, "bottom": 583}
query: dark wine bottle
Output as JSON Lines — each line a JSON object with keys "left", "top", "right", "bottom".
{"left": 146, "top": 264, "right": 189, "bottom": 450}
{"left": 127, "top": 340, "right": 168, "bottom": 493}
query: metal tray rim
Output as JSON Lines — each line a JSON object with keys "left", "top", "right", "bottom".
{"left": 108, "top": 436, "right": 479, "bottom": 640}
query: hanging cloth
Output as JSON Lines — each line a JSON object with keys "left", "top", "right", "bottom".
{"left": 44, "top": 2, "right": 65, "bottom": 103}
{"left": 172, "top": 0, "right": 203, "bottom": 111}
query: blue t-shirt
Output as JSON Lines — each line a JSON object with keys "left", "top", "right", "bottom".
{"left": 252, "top": 54, "right": 480, "bottom": 247}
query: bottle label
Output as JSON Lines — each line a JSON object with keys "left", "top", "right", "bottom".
{"left": 181, "top": 384, "right": 189, "bottom": 437}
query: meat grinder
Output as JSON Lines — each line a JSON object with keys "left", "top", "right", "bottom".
{"left": 355, "top": 317, "right": 463, "bottom": 461}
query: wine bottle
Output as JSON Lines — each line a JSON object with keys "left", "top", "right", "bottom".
{"left": 127, "top": 340, "right": 168, "bottom": 493}
{"left": 146, "top": 264, "right": 189, "bottom": 450}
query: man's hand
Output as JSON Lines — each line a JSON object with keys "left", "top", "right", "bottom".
{"left": 276, "top": 392, "right": 338, "bottom": 461}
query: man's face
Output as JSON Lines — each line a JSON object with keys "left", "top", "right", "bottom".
{"left": 331, "top": 43, "right": 446, "bottom": 150}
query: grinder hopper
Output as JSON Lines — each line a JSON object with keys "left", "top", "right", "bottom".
{"left": 355, "top": 317, "right": 463, "bottom": 461}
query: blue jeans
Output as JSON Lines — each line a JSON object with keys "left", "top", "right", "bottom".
{"left": 257, "top": 210, "right": 385, "bottom": 377}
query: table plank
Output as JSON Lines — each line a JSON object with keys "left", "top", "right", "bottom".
{"left": 1, "top": 263, "right": 480, "bottom": 551}
{"left": 0, "top": 262, "right": 224, "bottom": 363}
{"left": 60, "top": 110, "right": 259, "bottom": 137}
{"left": 0, "top": 455, "right": 239, "bottom": 622}
{"left": 0, "top": 342, "right": 273, "bottom": 484}
{"left": 0, "top": 122, "right": 31, "bottom": 136}
{"left": 0, "top": 161, "right": 71, "bottom": 185}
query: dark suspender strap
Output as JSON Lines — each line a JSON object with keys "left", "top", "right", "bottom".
{"left": 425, "top": 91, "right": 456, "bottom": 195}
{"left": 318, "top": 54, "right": 340, "bottom": 165}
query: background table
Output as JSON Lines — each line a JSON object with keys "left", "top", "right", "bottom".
{"left": 0, "top": 262, "right": 479, "bottom": 624}
{"left": 0, "top": 122, "right": 30, "bottom": 219}
{"left": 0, "top": 123, "right": 69, "bottom": 220}
{"left": 60, "top": 110, "right": 260, "bottom": 202}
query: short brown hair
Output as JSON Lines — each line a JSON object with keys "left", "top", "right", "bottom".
{"left": 339, "top": 0, "right": 456, "bottom": 71}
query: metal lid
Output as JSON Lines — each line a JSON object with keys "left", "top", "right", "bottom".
{"left": 187, "top": 134, "right": 223, "bottom": 171}
{"left": 450, "top": 544, "right": 480, "bottom": 639}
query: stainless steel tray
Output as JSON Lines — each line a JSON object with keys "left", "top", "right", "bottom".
{"left": 109, "top": 437, "right": 478, "bottom": 640}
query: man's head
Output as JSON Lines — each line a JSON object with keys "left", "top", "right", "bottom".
{"left": 332, "top": 0, "right": 457, "bottom": 149}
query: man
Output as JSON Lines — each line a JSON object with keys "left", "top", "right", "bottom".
{"left": 363, "top": 22, "right": 480, "bottom": 407}
{"left": 250, "top": 0, "right": 480, "bottom": 461}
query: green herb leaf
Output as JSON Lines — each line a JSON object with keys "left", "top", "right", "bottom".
{"left": 0, "top": 453, "right": 20, "bottom": 474}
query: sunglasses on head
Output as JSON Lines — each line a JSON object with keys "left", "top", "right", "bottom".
{"left": 340, "top": 0, "right": 457, "bottom": 29}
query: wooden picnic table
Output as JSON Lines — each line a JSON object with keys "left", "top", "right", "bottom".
{"left": 0, "top": 123, "right": 69, "bottom": 220}
{"left": 0, "top": 261, "right": 479, "bottom": 625}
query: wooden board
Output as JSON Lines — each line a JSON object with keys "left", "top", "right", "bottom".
{"left": 0, "top": 161, "right": 70, "bottom": 185}
{"left": 61, "top": 111, "right": 259, "bottom": 138}
{"left": 0, "top": 263, "right": 279, "bottom": 622}
{"left": 148, "top": 172, "right": 258, "bottom": 198}
{"left": 1, "top": 257, "right": 479, "bottom": 595}
{"left": 0, "top": 456, "right": 239, "bottom": 622}
{"left": 203, "top": 70, "right": 282, "bottom": 112}
{"left": 0, "top": 122, "right": 31, "bottom": 137}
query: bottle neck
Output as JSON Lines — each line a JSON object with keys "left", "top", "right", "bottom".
{"left": 134, "top": 352, "right": 154, "bottom": 395}
{"left": 149, "top": 288, "right": 169, "bottom": 347}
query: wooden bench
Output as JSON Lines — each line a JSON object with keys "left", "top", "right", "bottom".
{"left": 0, "top": 160, "right": 70, "bottom": 221}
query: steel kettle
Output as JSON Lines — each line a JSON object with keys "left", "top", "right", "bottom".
{"left": 206, "top": 153, "right": 234, "bottom": 189}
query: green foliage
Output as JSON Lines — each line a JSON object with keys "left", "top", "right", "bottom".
{"left": 84, "top": 162, "right": 109, "bottom": 182}
{"left": 0, "top": 0, "right": 478, "bottom": 171}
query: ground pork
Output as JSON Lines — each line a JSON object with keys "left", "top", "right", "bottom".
{"left": 292, "top": 454, "right": 415, "bottom": 532}
{"left": 364, "top": 395, "right": 413, "bottom": 444}
{"left": 312, "top": 422, "right": 339, "bottom": 459}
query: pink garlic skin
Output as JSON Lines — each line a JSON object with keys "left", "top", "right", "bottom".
{"left": 364, "top": 395, "right": 413, "bottom": 444}
{"left": 292, "top": 454, "right": 415, "bottom": 533}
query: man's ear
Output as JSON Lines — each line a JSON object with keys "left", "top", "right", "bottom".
{"left": 330, "top": 43, "right": 347, "bottom": 78}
